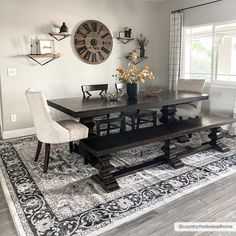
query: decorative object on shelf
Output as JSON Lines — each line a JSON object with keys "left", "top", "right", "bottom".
{"left": 38, "top": 39, "right": 55, "bottom": 54}
{"left": 27, "top": 53, "right": 60, "bottom": 66}
{"left": 74, "top": 20, "right": 113, "bottom": 64}
{"left": 126, "top": 54, "right": 148, "bottom": 65}
{"left": 113, "top": 52, "right": 155, "bottom": 99}
{"left": 52, "top": 24, "right": 60, "bottom": 33}
{"left": 101, "top": 90, "right": 124, "bottom": 101}
{"left": 30, "top": 38, "right": 39, "bottom": 54}
{"left": 137, "top": 34, "right": 149, "bottom": 58}
{"left": 60, "top": 22, "right": 68, "bottom": 33}
{"left": 117, "top": 32, "right": 134, "bottom": 44}
{"left": 141, "top": 88, "right": 162, "bottom": 97}
{"left": 124, "top": 27, "right": 132, "bottom": 38}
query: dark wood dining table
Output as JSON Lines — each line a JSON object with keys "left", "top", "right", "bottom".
{"left": 47, "top": 90, "right": 209, "bottom": 126}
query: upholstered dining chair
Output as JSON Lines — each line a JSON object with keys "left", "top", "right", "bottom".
{"left": 25, "top": 89, "right": 89, "bottom": 173}
{"left": 176, "top": 79, "right": 206, "bottom": 120}
{"left": 81, "top": 84, "right": 125, "bottom": 136}
{"left": 115, "top": 83, "right": 157, "bottom": 130}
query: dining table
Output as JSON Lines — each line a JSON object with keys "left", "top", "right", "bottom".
{"left": 47, "top": 90, "right": 209, "bottom": 126}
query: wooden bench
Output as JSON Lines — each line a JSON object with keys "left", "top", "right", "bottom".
{"left": 80, "top": 115, "right": 235, "bottom": 192}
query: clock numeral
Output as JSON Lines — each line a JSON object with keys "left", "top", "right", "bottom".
{"left": 98, "top": 52, "right": 105, "bottom": 61}
{"left": 78, "top": 40, "right": 85, "bottom": 45}
{"left": 77, "top": 46, "right": 88, "bottom": 55}
{"left": 98, "top": 25, "right": 103, "bottom": 34}
{"left": 101, "top": 47, "right": 110, "bottom": 55}
{"left": 101, "top": 32, "right": 109, "bottom": 39}
{"left": 103, "top": 41, "right": 112, "bottom": 45}
{"left": 84, "top": 51, "right": 91, "bottom": 61}
{"left": 83, "top": 23, "right": 91, "bottom": 34}
{"left": 92, "top": 53, "right": 97, "bottom": 63}
{"left": 76, "top": 29, "right": 86, "bottom": 37}
{"left": 91, "top": 22, "right": 97, "bottom": 32}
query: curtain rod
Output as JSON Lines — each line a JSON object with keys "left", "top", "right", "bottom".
{"left": 171, "top": 0, "right": 223, "bottom": 13}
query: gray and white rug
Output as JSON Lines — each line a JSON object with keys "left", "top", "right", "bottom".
{"left": 1, "top": 132, "right": 236, "bottom": 236}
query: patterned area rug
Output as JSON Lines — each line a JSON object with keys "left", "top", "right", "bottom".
{"left": 1, "top": 132, "right": 236, "bottom": 236}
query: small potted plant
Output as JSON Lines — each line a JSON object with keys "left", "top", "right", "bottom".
{"left": 137, "top": 34, "right": 149, "bottom": 58}
{"left": 113, "top": 52, "right": 155, "bottom": 99}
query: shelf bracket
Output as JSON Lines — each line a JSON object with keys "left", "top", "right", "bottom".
{"left": 48, "top": 33, "right": 71, "bottom": 41}
{"left": 27, "top": 54, "right": 60, "bottom": 66}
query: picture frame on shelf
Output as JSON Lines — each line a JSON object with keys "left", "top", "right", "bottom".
{"left": 38, "top": 39, "right": 55, "bottom": 54}
{"left": 119, "top": 31, "right": 125, "bottom": 38}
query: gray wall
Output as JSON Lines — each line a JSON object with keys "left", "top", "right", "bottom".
{"left": 0, "top": 0, "right": 170, "bottom": 134}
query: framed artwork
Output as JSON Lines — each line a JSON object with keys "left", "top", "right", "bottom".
{"left": 38, "top": 40, "right": 55, "bottom": 54}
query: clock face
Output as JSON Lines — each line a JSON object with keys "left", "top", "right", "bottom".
{"left": 74, "top": 20, "right": 113, "bottom": 64}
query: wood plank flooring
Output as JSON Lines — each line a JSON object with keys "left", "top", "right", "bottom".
{"left": 0, "top": 173, "right": 236, "bottom": 236}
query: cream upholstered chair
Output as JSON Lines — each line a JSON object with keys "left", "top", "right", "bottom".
{"left": 25, "top": 89, "right": 89, "bottom": 173}
{"left": 176, "top": 79, "right": 206, "bottom": 119}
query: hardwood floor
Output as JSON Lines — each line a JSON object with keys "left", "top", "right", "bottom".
{"left": 1, "top": 173, "right": 236, "bottom": 236}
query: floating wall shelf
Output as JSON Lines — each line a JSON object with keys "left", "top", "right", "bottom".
{"left": 125, "top": 56, "right": 148, "bottom": 65}
{"left": 48, "top": 32, "right": 71, "bottom": 41}
{"left": 117, "top": 37, "right": 134, "bottom": 44}
{"left": 27, "top": 53, "right": 60, "bottom": 66}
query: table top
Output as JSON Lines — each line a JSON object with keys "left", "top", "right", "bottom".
{"left": 47, "top": 91, "right": 209, "bottom": 118}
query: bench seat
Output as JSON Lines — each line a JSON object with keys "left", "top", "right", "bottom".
{"left": 80, "top": 115, "right": 235, "bottom": 192}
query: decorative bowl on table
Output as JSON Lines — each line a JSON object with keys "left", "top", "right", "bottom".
{"left": 141, "top": 89, "right": 162, "bottom": 97}
{"left": 101, "top": 90, "right": 124, "bottom": 101}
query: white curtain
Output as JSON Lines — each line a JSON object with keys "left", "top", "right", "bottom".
{"left": 169, "top": 11, "right": 184, "bottom": 91}
{"left": 229, "top": 101, "right": 236, "bottom": 135}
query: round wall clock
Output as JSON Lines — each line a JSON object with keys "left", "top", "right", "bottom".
{"left": 74, "top": 20, "right": 113, "bottom": 64}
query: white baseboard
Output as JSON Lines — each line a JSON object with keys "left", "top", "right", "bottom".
{"left": 2, "top": 127, "right": 35, "bottom": 140}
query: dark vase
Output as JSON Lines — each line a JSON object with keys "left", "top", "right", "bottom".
{"left": 127, "top": 83, "right": 139, "bottom": 99}
{"left": 60, "top": 22, "right": 68, "bottom": 33}
{"left": 140, "top": 47, "right": 145, "bottom": 58}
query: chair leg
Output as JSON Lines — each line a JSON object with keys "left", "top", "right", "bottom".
{"left": 35, "top": 141, "right": 42, "bottom": 162}
{"left": 120, "top": 117, "right": 126, "bottom": 133}
{"left": 69, "top": 141, "right": 74, "bottom": 153}
{"left": 137, "top": 117, "right": 140, "bottom": 130}
{"left": 107, "top": 122, "right": 110, "bottom": 135}
{"left": 153, "top": 112, "right": 157, "bottom": 127}
{"left": 43, "top": 143, "right": 51, "bottom": 173}
{"left": 131, "top": 116, "right": 136, "bottom": 131}
{"left": 96, "top": 123, "right": 101, "bottom": 136}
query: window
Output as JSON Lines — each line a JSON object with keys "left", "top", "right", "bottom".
{"left": 181, "top": 22, "right": 236, "bottom": 83}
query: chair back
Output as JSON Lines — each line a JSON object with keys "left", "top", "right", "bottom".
{"left": 178, "top": 79, "right": 205, "bottom": 93}
{"left": 178, "top": 79, "right": 206, "bottom": 113}
{"left": 25, "top": 89, "right": 68, "bottom": 143}
{"left": 81, "top": 84, "right": 108, "bottom": 98}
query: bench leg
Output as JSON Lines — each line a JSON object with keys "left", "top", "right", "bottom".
{"left": 91, "top": 154, "right": 120, "bottom": 192}
{"left": 208, "top": 127, "right": 229, "bottom": 152}
{"left": 161, "top": 140, "right": 184, "bottom": 168}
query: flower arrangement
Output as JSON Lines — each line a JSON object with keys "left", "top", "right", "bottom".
{"left": 137, "top": 34, "right": 149, "bottom": 48}
{"left": 114, "top": 52, "right": 155, "bottom": 84}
